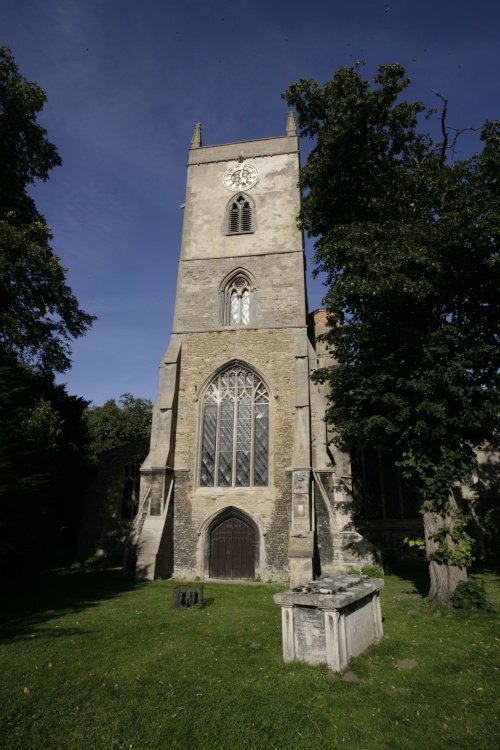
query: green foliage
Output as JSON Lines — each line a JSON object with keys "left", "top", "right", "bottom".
{"left": 0, "top": 47, "right": 61, "bottom": 211}
{"left": 361, "top": 564, "right": 384, "bottom": 577}
{"left": 404, "top": 536, "right": 426, "bottom": 552}
{"left": 283, "top": 64, "right": 500, "bottom": 599}
{"left": 0, "top": 354, "right": 92, "bottom": 571}
{"left": 0, "top": 48, "right": 102, "bottom": 572}
{"left": 427, "top": 511, "right": 475, "bottom": 567}
{"left": 20, "top": 396, "right": 63, "bottom": 450}
{"left": 406, "top": 512, "right": 475, "bottom": 567}
{"left": 284, "top": 63, "right": 499, "bottom": 510}
{"left": 86, "top": 393, "right": 153, "bottom": 457}
{"left": 451, "top": 578, "right": 495, "bottom": 612}
{"left": 474, "top": 507, "right": 500, "bottom": 564}
{"left": 0, "top": 46, "right": 94, "bottom": 375}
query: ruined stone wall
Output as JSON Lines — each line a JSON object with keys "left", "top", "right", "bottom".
{"left": 78, "top": 439, "right": 149, "bottom": 559}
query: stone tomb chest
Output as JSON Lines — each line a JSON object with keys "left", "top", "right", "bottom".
{"left": 274, "top": 574, "right": 384, "bottom": 672}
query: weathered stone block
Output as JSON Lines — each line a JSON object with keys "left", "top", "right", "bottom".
{"left": 274, "top": 574, "right": 384, "bottom": 672}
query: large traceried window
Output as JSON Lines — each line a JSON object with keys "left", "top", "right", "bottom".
{"left": 200, "top": 364, "right": 269, "bottom": 488}
{"left": 227, "top": 194, "right": 253, "bottom": 234}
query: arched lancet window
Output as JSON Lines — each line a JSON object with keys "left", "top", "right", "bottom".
{"left": 228, "top": 275, "right": 251, "bottom": 325}
{"left": 200, "top": 364, "right": 269, "bottom": 488}
{"left": 227, "top": 194, "right": 253, "bottom": 234}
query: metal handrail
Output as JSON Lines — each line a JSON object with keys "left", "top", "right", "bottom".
{"left": 162, "top": 473, "right": 174, "bottom": 517}
{"left": 129, "top": 485, "right": 151, "bottom": 542}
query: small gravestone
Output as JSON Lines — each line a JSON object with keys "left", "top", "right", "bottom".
{"left": 172, "top": 584, "right": 204, "bottom": 609}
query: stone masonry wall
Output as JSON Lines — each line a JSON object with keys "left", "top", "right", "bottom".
{"left": 137, "top": 129, "right": 313, "bottom": 582}
{"left": 173, "top": 251, "right": 306, "bottom": 332}
{"left": 171, "top": 326, "right": 306, "bottom": 581}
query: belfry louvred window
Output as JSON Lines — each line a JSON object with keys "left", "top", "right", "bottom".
{"left": 200, "top": 364, "right": 269, "bottom": 488}
{"left": 228, "top": 195, "right": 252, "bottom": 233}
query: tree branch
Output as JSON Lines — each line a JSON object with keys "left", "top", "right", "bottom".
{"left": 433, "top": 91, "right": 449, "bottom": 168}
{"left": 432, "top": 90, "right": 479, "bottom": 164}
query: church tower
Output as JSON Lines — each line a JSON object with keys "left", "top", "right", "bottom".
{"left": 131, "top": 117, "right": 379, "bottom": 585}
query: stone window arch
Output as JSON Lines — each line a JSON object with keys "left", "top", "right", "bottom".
{"left": 226, "top": 194, "right": 253, "bottom": 234}
{"left": 220, "top": 269, "right": 255, "bottom": 326}
{"left": 199, "top": 363, "right": 269, "bottom": 488}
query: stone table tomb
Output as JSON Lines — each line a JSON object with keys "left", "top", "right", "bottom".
{"left": 274, "top": 574, "right": 384, "bottom": 672}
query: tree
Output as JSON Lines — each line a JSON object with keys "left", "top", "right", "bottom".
{"left": 0, "top": 47, "right": 95, "bottom": 572}
{"left": 0, "top": 359, "right": 91, "bottom": 571}
{"left": 86, "top": 394, "right": 153, "bottom": 458}
{"left": 284, "top": 63, "right": 500, "bottom": 605}
{"left": 0, "top": 46, "right": 94, "bottom": 375}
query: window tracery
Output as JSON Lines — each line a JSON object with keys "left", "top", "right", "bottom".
{"left": 200, "top": 364, "right": 269, "bottom": 488}
{"left": 224, "top": 273, "right": 252, "bottom": 325}
{"left": 227, "top": 194, "right": 253, "bottom": 234}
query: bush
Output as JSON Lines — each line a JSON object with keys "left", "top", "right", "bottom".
{"left": 451, "top": 579, "right": 496, "bottom": 612}
{"left": 361, "top": 564, "right": 384, "bottom": 578}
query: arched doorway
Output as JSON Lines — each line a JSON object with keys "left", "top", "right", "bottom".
{"left": 209, "top": 510, "right": 257, "bottom": 580}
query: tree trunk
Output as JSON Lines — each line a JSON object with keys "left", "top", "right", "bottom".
{"left": 423, "top": 503, "right": 468, "bottom": 606}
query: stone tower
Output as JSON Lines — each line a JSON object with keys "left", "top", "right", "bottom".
{"left": 130, "top": 117, "right": 379, "bottom": 585}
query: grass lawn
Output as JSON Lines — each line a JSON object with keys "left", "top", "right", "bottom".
{"left": 0, "top": 565, "right": 498, "bottom": 750}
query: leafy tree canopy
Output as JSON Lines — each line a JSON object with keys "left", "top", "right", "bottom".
{"left": 284, "top": 63, "right": 499, "bottom": 603}
{"left": 0, "top": 355, "right": 91, "bottom": 571}
{"left": 86, "top": 394, "right": 153, "bottom": 458}
{"left": 0, "top": 46, "right": 94, "bottom": 375}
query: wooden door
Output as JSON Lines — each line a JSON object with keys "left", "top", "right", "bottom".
{"left": 210, "top": 516, "right": 255, "bottom": 579}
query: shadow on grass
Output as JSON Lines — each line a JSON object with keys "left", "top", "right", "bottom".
{"left": 384, "top": 559, "right": 430, "bottom": 598}
{"left": 1, "top": 625, "right": 94, "bottom": 641}
{"left": 0, "top": 566, "right": 145, "bottom": 643}
{"left": 384, "top": 560, "right": 500, "bottom": 601}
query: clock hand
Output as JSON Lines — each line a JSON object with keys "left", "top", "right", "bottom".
{"left": 239, "top": 162, "right": 248, "bottom": 186}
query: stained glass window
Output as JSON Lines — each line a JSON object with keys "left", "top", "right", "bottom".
{"left": 200, "top": 365, "right": 269, "bottom": 487}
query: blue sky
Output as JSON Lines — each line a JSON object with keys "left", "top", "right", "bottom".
{"left": 2, "top": 0, "right": 499, "bottom": 405}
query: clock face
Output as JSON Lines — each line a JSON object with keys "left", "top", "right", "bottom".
{"left": 223, "top": 161, "right": 258, "bottom": 191}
